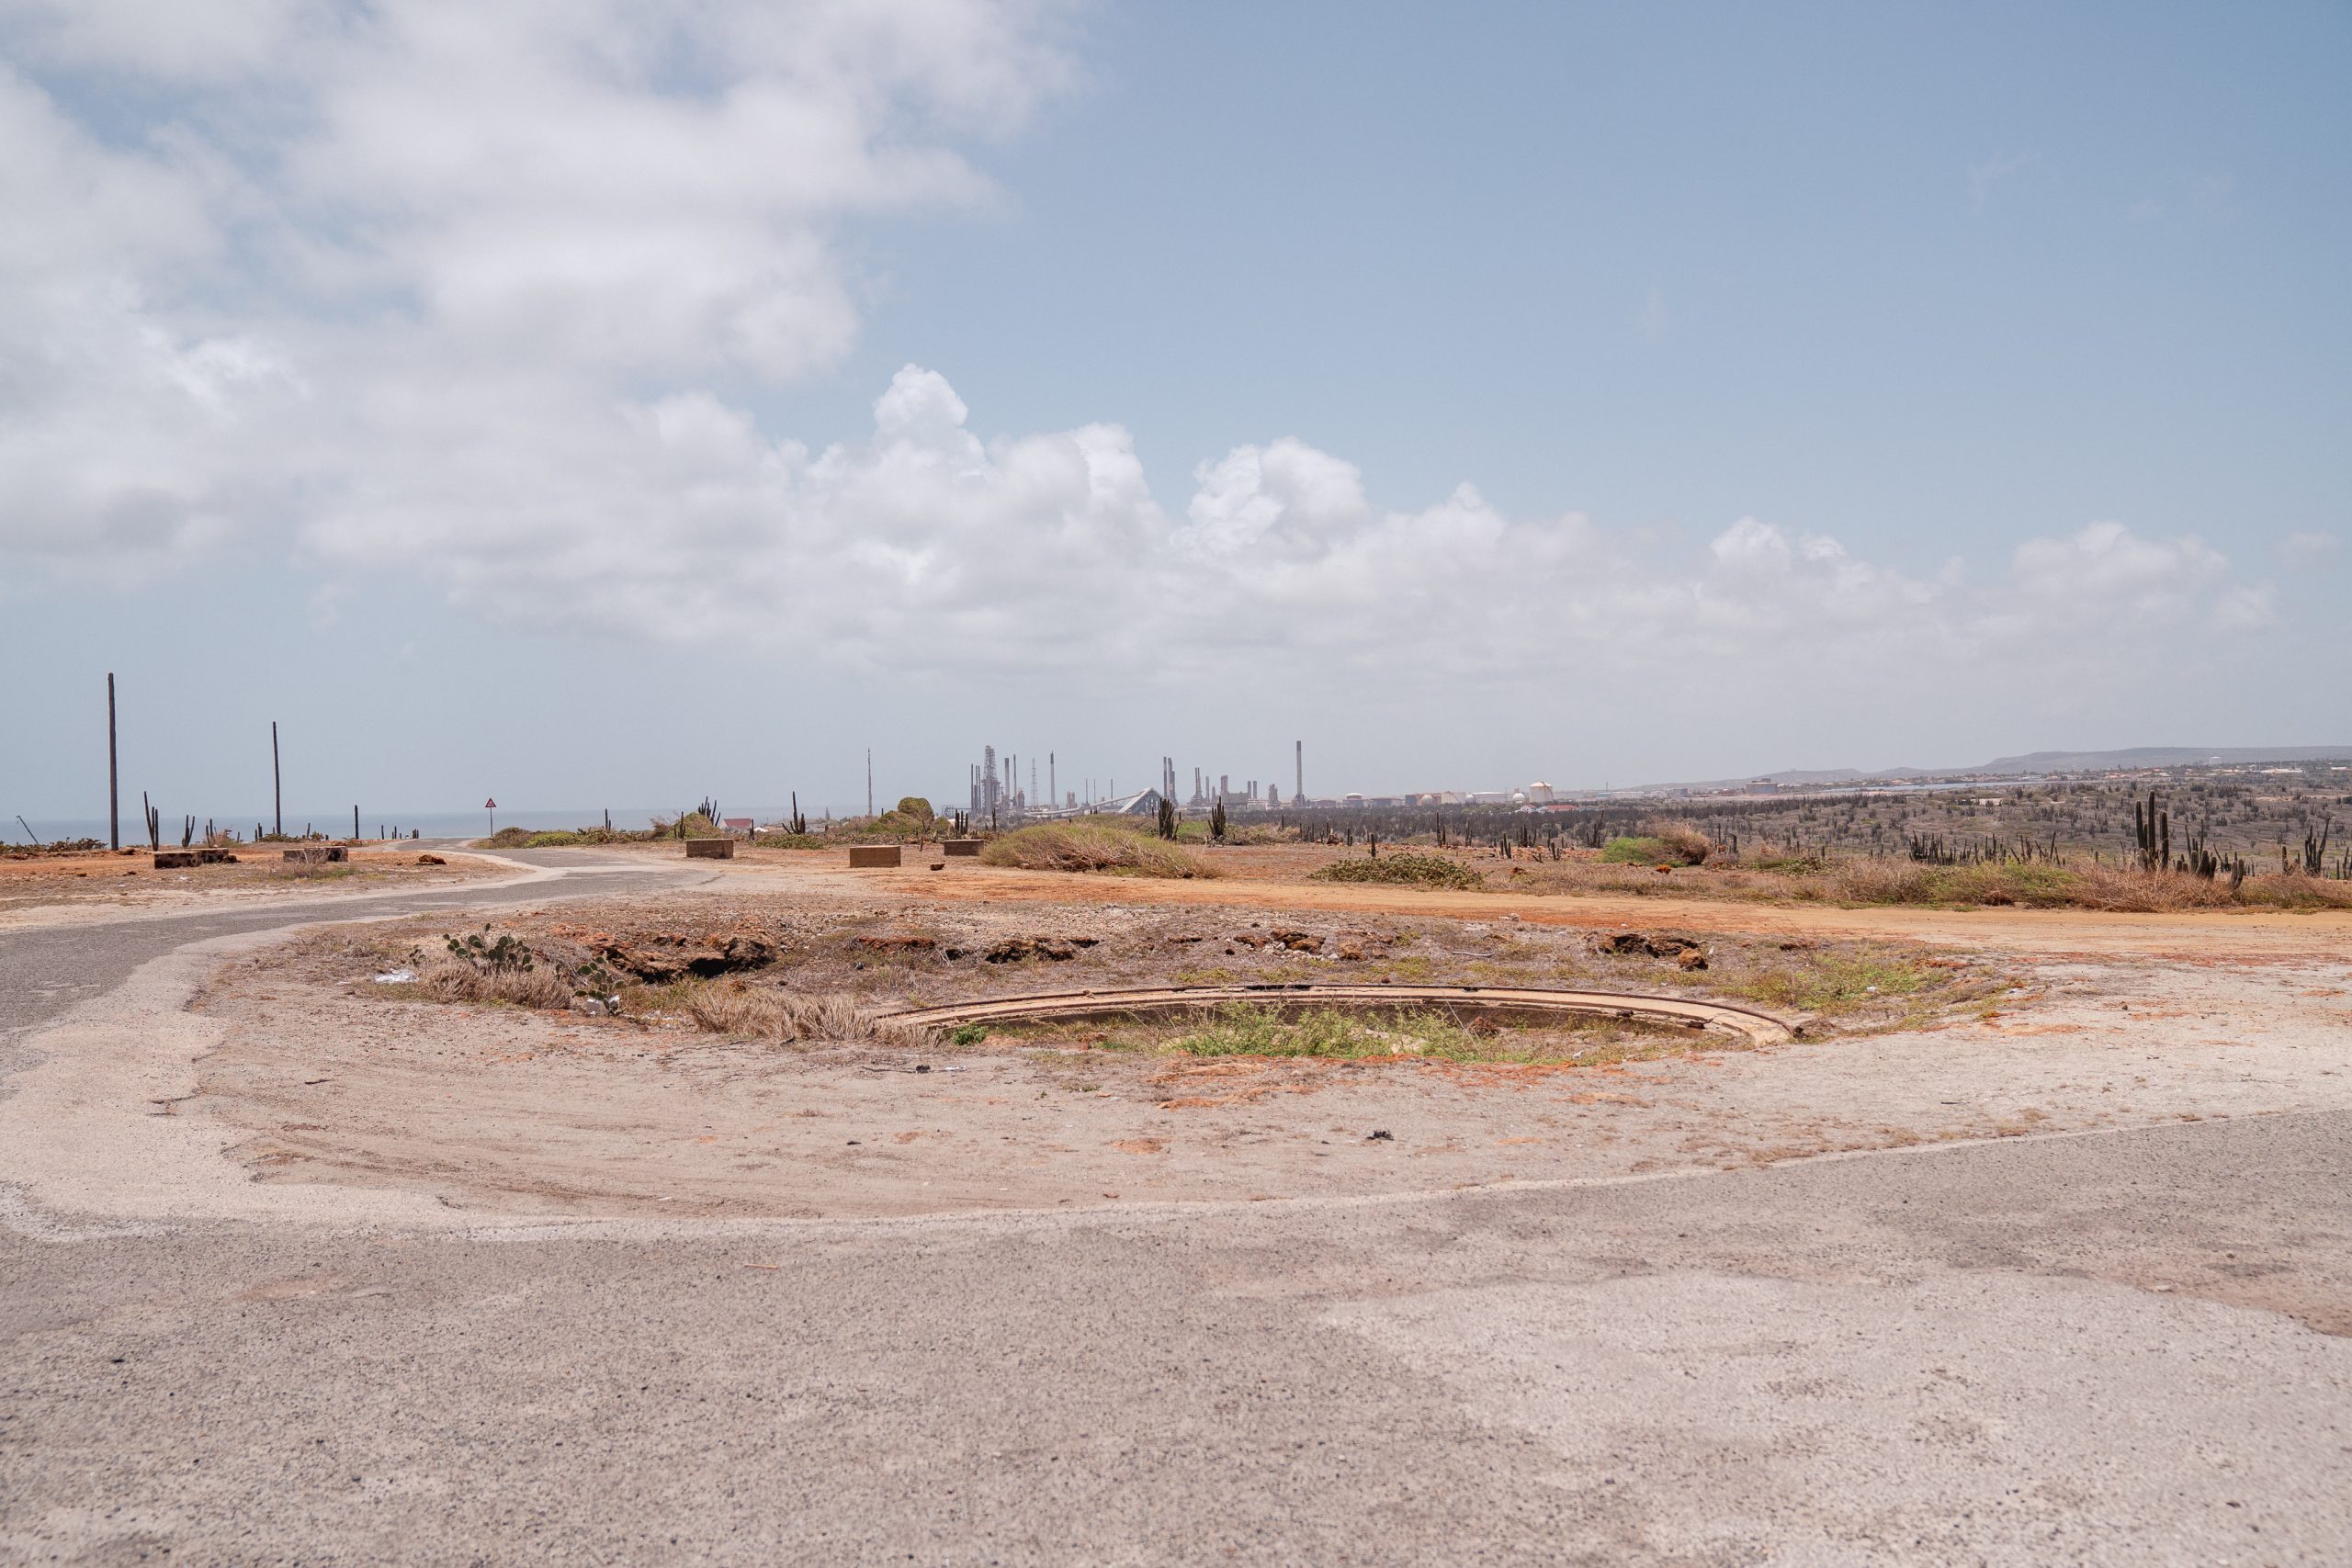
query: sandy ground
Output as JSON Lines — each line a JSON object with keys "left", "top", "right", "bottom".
{"left": 178, "top": 858, "right": 2352, "bottom": 1239}
{"left": 0, "top": 845, "right": 505, "bottom": 930}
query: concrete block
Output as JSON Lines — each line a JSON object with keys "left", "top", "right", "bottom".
{"left": 281, "top": 846, "right": 348, "bottom": 864}
{"left": 942, "top": 839, "right": 982, "bottom": 857}
{"left": 847, "top": 845, "right": 902, "bottom": 869}
{"left": 684, "top": 838, "right": 736, "bottom": 859}
{"left": 153, "top": 851, "right": 200, "bottom": 869}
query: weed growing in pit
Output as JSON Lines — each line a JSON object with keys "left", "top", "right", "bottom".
{"left": 1167, "top": 1003, "right": 1664, "bottom": 1064}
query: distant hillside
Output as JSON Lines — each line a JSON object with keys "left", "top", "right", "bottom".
{"left": 1647, "top": 745, "right": 2352, "bottom": 794}
{"left": 1970, "top": 746, "right": 2352, "bottom": 774}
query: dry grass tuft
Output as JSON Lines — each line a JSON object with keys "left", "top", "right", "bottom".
{"left": 413, "top": 953, "right": 574, "bottom": 1010}
{"left": 979, "top": 823, "right": 1216, "bottom": 878}
{"left": 686, "top": 986, "right": 930, "bottom": 1047}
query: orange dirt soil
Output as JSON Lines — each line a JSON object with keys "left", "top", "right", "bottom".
{"left": 656, "top": 845, "right": 2352, "bottom": 962}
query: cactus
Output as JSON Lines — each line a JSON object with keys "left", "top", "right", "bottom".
{"left": 2132, "top": 789, "right": 2167, "bottom": 873}
{"left": 2301, "top": 818, "right": 2333, "bottom": 874}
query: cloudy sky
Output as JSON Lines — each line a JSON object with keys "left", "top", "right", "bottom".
{"left": 3, "top": 1, "right": 2346, "bottom": 824}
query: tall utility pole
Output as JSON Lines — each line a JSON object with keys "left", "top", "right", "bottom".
{"left": 1049, "top": 753, "right": 1056, "bottom": 809}
{"left": 1295, "top": 739, "right": 1304, "bottom": 806}
{"left": 106, "top": 672, "right": 119, "bottom": 851}
{"left": 271, "top": 721, "right": 282, "bottom": 838}
{"left": 865, "top": 749, "right": 873, "bottom": 818}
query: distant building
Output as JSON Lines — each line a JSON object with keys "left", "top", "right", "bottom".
{"left": 723, "top": 817, "right": 754, "bottom": 837}
{"left": 1526, "top": 782, "right": 1555, "bottom": 805}
{"left": 1093, "top": 787, "right": 1164, "bottom": 818}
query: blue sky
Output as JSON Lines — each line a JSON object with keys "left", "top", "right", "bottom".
{"left": 2, "top": 1, "right": 2346, "bottom": 827}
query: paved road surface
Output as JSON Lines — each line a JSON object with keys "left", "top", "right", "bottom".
{"left": 3, "top": 856, "right": 2346, "bottom": 1565}
{"left": 0, "top": 849, "right": 678, "bottom": 1066}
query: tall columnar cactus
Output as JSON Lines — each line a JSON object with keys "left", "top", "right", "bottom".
{"left": 2301, "top": 818, "right": 2333, "bottom": 874}
{"left": 2132, "top": 788, "right": 2167, "bottom": 873}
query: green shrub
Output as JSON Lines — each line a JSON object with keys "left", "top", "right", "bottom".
{"left": 1310, "top": 852, "right": 1484, "bottom": 890}
{"left": 1650, "top": 822, "right": 1715, "bottom": 865}
{"left": 1600, "top": 826, "right": 1712, "bottom": 866}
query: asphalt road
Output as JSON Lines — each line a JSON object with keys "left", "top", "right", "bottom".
{"left": 3, "top": 859, "right": 2347, "bottom": 1565}
{"left": 0, "top": 849, "right": 680, "bottom": 1062}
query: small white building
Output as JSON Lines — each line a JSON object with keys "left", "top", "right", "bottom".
{"left": 1526, "top": 782, "right": 1555, "bottom": 805}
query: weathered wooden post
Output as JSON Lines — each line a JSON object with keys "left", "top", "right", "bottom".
{"left": 107, "top": 672, "right": 120, "bottom": 851}
{"left": 272, "top": 721, "right": 282, "bottom": 838}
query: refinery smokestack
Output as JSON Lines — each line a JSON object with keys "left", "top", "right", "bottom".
{"left": 1295, "top": 740, "right": 1303, "bottom": 806}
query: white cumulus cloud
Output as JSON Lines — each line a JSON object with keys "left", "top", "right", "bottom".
{"left": 0, "top": 1, "right": 2290, "bottom": 717}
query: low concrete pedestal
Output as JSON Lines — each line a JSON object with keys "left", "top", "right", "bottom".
{"left": 153, "top": 848, "right": 236, "bottom": 869}
{"left": 685, "top": 838, "right": 736, "bottom": 859}
{"left": 848, "top": 845, "right": 902, "bottom": 868}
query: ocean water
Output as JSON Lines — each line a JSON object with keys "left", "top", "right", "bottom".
{"left": 7, "top": 805, "right": 840, "bottom": 845}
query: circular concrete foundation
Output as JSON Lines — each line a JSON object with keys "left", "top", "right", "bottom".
{"left": 887, "top": 983, "right": 1797, "bottom": 1046}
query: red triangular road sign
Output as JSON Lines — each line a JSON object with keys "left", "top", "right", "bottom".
{"left": 484, "top": 797, "right": 498, "bottom": 808}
